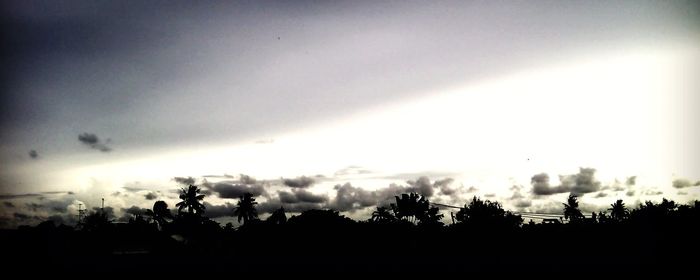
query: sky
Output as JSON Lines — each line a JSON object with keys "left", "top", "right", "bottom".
{"left": 1, "top": 0, "right": 699, "bottom": 228}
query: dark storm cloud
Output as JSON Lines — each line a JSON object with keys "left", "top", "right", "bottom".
{"left": 531, "top": 168, "right": 601, "bottom": 196}
{"left": 559, "top": 168, "right": 601, "bottom": 195}
{"left": 28, "top": 150, "right": 38, "bottom": 159}
{"left": 78, "top": 133, "right": 112, "bottom": 152}
{"left": 173, "top": 177, "right": 196, "bottom": 186}
{"left": 331, "top": 183, "right": 380, "bottom": 212}
{"left": 208, "top": 182, "right": 266, "bottom": 199}
{"left": 25, "top": 202, "right": 43, "bottom": 211}
{"left": 122, "top": 206, "right": 148, "bottom": 217}
{"left": 144, "top": 192, "right": 158, "bottom": 200}
{"left": 278, "top": 189, "right": 328, "bottom": 204}
{"left": 282, "top": 176, "right": 315, "bottom": 188}
{"left": 13, "top": 212, "right": 31, "bottom": 221}
{"left": 531, "top": 173, "right": 562, "bottom": 195}
{"left": 672, "top": 179, "right": 700, "bottom": 189}
{"left": 328, "top": 182, "right": 427, "bottom": 212}
{"left": 203, "top": 202, "right": 235, "bottom": 218}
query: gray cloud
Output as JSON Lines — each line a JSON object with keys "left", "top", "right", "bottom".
{"left": 122, "top": 206, "right": 148, "bottom": 217}
{"left": 28, "top": 150, "right": 38, "bottom": 159}
{"left": 0, "top": 191, "right": 73, "bottom": 200}
{"left": 3, "top": 201, "right": 14, "bottom": 208}
{"left": 0, "top": 193, "right": 43, "bottom": 200}
{"left": 144, "top": 192, "right": 158, "bottom": 200}
{"left": 626, "top": 190, "right": 635, "bottom": 197}
{"left": 531, "top": 173, "right": 559, "bottom": 195}
{"left": 531, "top": 168, "right": 601, "bottom": 196}
{"left": 331, "top": 183, "right": 382, "bottom": 212}
{"left": 239, "top": 174, "right": 257, "bottom": 185}
{"left": 672, "top": 179, "right": 700, "bottom": 189}
{"left": 207, "top": 182, "right": 266, "bottom": 198}
{"left": 333, "top": 166, "right": 373, "bottom": 177}
{"left": 278, "top": 189, "right": 328, "bottom": 204}
{"left": 644, "top": 190, "right": 663, "bottom": 196}
{"left": 282, "top": 176, "right": 315, "bottom": 188}
{"left": 594, "top": 192, "right": 608, "bottom": 198}
{"left": 203, "top": 202, "right": 235, "bottom": 218}
{"left": 173, "top": 176, "right": 196, "bottom": 186}
{"left": 78, "top": 133, "right": 112, "bottom": 152}
{"left": 559, "top": 168, "right": 601, "bottom": 195}
{"left": 25, "top": 202, "right": 43, "bottom": 212}
{"left": 13, "top": 212, "right": 31, "bottom": 221}
{"left": 514, "top": 200, "right": 532, "bottom": 208}
{"left": 508, "top": 185, "right": 525, "bottom": 200}
{"left": 626, "top": 176, "right": 637, "bottom": 186}
{"left": 484, "top": 194, "right": 496, "bottom": 198}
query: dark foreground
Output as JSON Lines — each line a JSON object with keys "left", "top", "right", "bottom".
{"left": 3, "top": 220, "right": 698, "bottom": 275}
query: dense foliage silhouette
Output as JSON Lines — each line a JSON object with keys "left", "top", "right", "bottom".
{"left": 2, "top": 185, "right": 698, "bottom": 274}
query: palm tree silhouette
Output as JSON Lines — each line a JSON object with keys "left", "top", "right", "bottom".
{"left": 234, "top": 193, "right": 258, "bottom": 225}
{"left": 370, "top": 206, "right": 396, "bottom": 223}
{"left": 608, "top": 199, "right": 629, "bottom": 222}
{"left": 390, "top": 193, "right": 429, "bottom": 224}
{"left": 146, "top": 200, "right": 173, "bottom": 228}
{"left": 176, "top": 185, "right": 206, "bottom": 216}
{"left": 563, "top": 194, "right": 584, "bottom": 223}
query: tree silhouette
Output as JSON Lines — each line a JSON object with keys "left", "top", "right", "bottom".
{"left": 608, "top": 199, "right": 629, "bottom": 222}
{"left": 563, "top": 194, "right": 584, "bottom": 223}
{"left": 370, "top": 206, "right": 396, "bottom": 223}
{"left": 146, "top": 200, "right": 173, "bottom": 229}
{"left": 455, "top": 196, "right": 522, "bottom": 228}
{"left": 266, "top": 207, "right": 287, "bottom": 225}
{"left": 234, "top": 193, "right": 258, "bottom": 225}
{"left": 390, "top": 193, "right": 429, "bottom": 224}
{"left": 176, "top": 185, "right": 206, "bottom": 216}
{"left": 419, "top": 206, "right": 444, "bottom": 227}
{"left": 81, "top": 210, "right": 112, "bottom": 232}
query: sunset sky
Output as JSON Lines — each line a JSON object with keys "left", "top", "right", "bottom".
{"left": 1, "top": 0, "right": 699, "bottom": 227}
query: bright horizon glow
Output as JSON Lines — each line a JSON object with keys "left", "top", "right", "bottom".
{"left": 12, "top": 42, "right": 696, "bottom": 215}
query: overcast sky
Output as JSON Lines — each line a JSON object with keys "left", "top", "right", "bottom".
{"left": 1, "top": 0, "right": 699, "bottom": 228}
